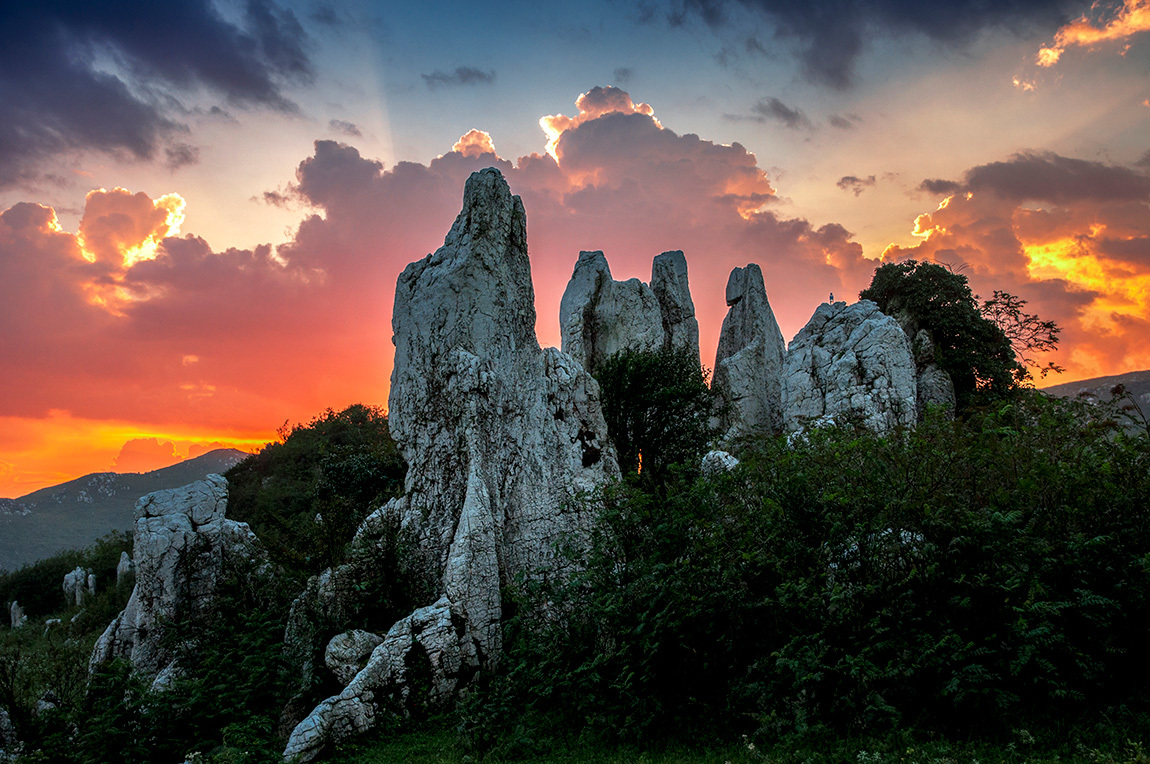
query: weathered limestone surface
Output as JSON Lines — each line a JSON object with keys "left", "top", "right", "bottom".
{"left": 62, "top": 566, "right": 87, "bottom": 606}
{"left": 712, "top": 264, "right": 787, "bottom": 439}
{"left": 560, "top": 251, "right": 664, "bottom": 373}
{"left": 326, "top": 630, "right": 386, "bottom": 686}
{"left": 911, "top": 329, "right": 956, "bottom": 418}
{"left": 650, "top": 250, "right": 699, "bottom": 356}
{"left": 8, "top": 602, "right": 25, "bottom": 630}
{"left": 701, "top": 450, "right": 739, "bottom": 476}
{"left": 559, "top": 249, "right": 699, "bottom": 375}
{"left": 116, "top": 551, "right": 132, "bottom": 584}
{"left": 285, "top": 168, "right": 619, "bottom": 762}
{"left": 89, "top": 475, "right": 264, "bottom": 678}
{"left": 782, "top": 300, "right": 917, "bottom": 433}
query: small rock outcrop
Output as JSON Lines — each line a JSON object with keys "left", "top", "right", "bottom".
{"left": 8, "top": 602, "right": 25, "bottom": 630}
{"left": 701, "top": 450, "right": 739, "bottom": 476}
{"left": 62, "top": 566, "right": 88, "bottom": 606}
{"left": 90, "top": 475, "right": 264, "bottom": 678}
{"left": 285, "top": 168, "right": 619, "bottom": 762}
{"left": 0, "top": 705, "right": 20, "bottom": 760}
{"left": 783, "top": 300, "right": 917, "bottom": 433}
{"left": 910, "top": 329, "right": 956, "bottom": 418}
{"left": 325, "top": 629, "right": 386, "bottom": 686}
{"left": 559, "top": 250, "right": 699, "bottom": 374}
{"left": 87, "top": 573, "right": 96, "bottom": 596}
{"left": 712, "top": 264, "right": 787, "bottom": 439}
{"left": 116, "top": 551, "right": 132, "bottom": 584}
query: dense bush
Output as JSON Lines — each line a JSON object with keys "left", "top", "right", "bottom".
{"left": 593, "top": 345, "right": 717, "bottom": 479}
{"left": 466, "top": 391, "right": 1150, "bottom": 754}
{"left": 0, "top": 531, "right": 131, "bottom": 619}
{"left": 224, "top": 404, "right": 406, "bottom": 577}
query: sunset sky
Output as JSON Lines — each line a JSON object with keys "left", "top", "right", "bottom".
{"left": 2, "top": 0, "right": 1148, "bottom": 497}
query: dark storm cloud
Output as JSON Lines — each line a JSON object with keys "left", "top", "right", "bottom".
{"left": 923, "top": 152, "right": 1150, "bottom": 203}
{"left": 829, "top": 113, "right": 863, "bottom": 129}
{"left": 165, "top": 144, "right": 201, "bottom": 170}
{"left": 725, "top": 97, "right": 814, "bottom": 130}
{"left": 0, "top": 0, "right": 313, "bottom": 188}
{"left": 421, "top": 67, "right": 497, "bottom": 89}
{"left": 665, "top": 0, "right": 1081, "bottom": 88}
{"left": 613, "top": 67, "right": 634, "bottom": 83}
{"left": 328, "top": 119, "right": 363, "bottom": 137}
{"left": 837, "top": 175, "right": 876, "bottom": 195}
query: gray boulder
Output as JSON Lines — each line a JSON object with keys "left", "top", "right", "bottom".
{"left": 559, "top": 249, "right": 699, "bottom": 375}
{"left": 782, "top": 300, "right": 917, "bottom": 434}
{"left": 712, "top": 264, "right": 787, "bottom": 439}
{"left": 325, "top": 629, "right": 386, "bottom": 686}
{"left": 911, "top": 329, "right": 956, "bottom": 418}
{"left": 89, "top": 474, "right": 265, "bottom": 678}
{"left": 285, "top": 168, "right": 619, "bottom": 762}
{"left": 0, "top": 705, "right": 19, "bottom": 761}
{"left": 700, "top": 450, "right": 739, "bottom": 476}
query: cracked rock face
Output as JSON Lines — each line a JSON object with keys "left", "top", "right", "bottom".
{"left": 285, "top": 168, "right": 619, "bottom": 763}
{"left": 712, "top": 264, "right": 787, "bottom": 439}
{"left": 911, "top": 329, "right": 956, "bottom": 418}
{"left": 89, "top": 475, "right": 263, "bottom": 678}
{"left": 559, "top": 249, "right": 699, "bottom": 374}
{"left": 782, "top": 300, "right": 917, "bottom": 434}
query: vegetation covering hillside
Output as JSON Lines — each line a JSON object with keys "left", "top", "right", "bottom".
{"left": 0, "top": 449, "right": 247, "bottom": 572}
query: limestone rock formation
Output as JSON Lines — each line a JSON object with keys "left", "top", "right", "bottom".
{"left": 87, "top": 573, "right": 96, "bottom": 596}
{"left": 326, "top": 630, "right": 386, "bottom": 686}
{"left": 911, "top": 329, "right": 956, "bottom": 418}
{"left": 701, "top": 450, "right": 739, "bottom": 476}
{"left": 0, "top": 705, "right": 19, "bottom": 761}
{"left": 559, "top": 249, "right": 699, "bottom": 374}
{"left": 90, "top": 475, "right": 264, "bottom": 678}
{"left": 782, "top": 300, "right": 917, "bottom": 433}
{"left": 116, "top": 551, "right": 132, "bottom": 584}
{"left": 62, "top": 566, "right": 88, "bottom": 606}
{"left": 712, "top": 264, "right": 787, "bottom": 439}
{"left": 285, "top": 168, "right": 619, "bottom": 762}
{"left": 8, "top": 602, "right": 25, "bottom": 630}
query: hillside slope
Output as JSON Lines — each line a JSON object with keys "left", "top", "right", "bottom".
{"left": 0, "top": 448, "right": 248, "bottom": 571}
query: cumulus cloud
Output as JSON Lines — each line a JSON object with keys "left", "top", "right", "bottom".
{"left": 884, "top": 151, "right": 1150, "bottom": 380}
{"left": 112, "top": 438, "right": 180, "bottom": 473}
{"left": 452, "top": 129, "right": 499, "bottom": 158}
{"left": 662, "top": 0, "right": 1080, "bottom": 88}
{"left": 421, "top": 66, "right": 496, "bottom": 89}
{"left": 0, "top": 0, "right": 313, "bottom": 189}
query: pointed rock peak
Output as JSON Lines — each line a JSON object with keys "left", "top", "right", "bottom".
{"left": 445, "top": 167, "right": 525, "bottom": 250}
{"left": 725, "top": 263, "right": 764, "bottom": 306}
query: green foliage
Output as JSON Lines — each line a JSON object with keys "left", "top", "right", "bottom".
{"left": 593, "top": 346, "right": 717, "bottom": 478}
{"left": 860, "top": 260, "right": 1025, "bottom": 407}
{"left": 224, "top": 403, "right": 406, "bottom": 577}
{"left": 467, "top": 392, "right": 1150, "bottom": 753}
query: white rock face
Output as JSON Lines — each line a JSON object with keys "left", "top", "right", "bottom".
{"left": 116, "top": 551, "right": 132, "bottom": 584}
{"left": 325, "top": 629, "right": 386, "bottom": 686}
{"left": 911, "top": 329, "right": 956, "bottom": 418}
{"left": 8, "top": 601, "right": 26, "bottom": 630}
{"left": 89, "top": 475, "right": 264, "bottom": 677}
{"left": 782, "top": 300, "right": 917, "bottom": 434}
{"left": 712, "top": 264, "right": 787, "bottom": 439}
{"left": 62, "top": 566, "right": 88, "bottom": 606}
{"left": 87, "top": 573, "right": 96, "bottom": 595}
{"left": 560, "top": 251, "right": 665, "bottom": 373}
{"left": 285, "top": 168, "right": 619, "bottom": 763}
{"left": 559, "top": 249, "right": 699, "bottom": 375}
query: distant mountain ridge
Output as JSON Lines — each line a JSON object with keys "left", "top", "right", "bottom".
{"left": 1042, "top": 369, "right": 1150, "bottom": 409}
{"left": 0, "top": 448, "right": 248, "bottom": 571}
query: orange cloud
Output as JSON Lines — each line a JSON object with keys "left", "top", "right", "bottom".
{"left": 112, "top": 437, "right": 180, "bottom": 473}
{"left": 1037, "top": 0, "right": 1150, "bottom": 66}
{"left": 451, "top": 129, "right": 498, "bottom": 158}
{"left": 540, "top": 86, "right": 659, "bottom": 161}
{"left": 888, "top": 154, "right": 1150, "bottom": 381}
{"left": 79, "top": 187, "right": 185, "bottom": 267}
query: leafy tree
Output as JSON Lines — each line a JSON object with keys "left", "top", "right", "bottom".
{"left": 860, "top": 260, "right": 1034, "bottom": 407}
{"left": 224, "top": 404, "right": 406, "bottom": 576}
{"left": 593, "top": 345, "right": 717, "bottom": 479}
{"left": 980, "top": 290, "right": 1063, "bottom": 378}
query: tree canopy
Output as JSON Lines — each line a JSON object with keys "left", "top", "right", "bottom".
{"left": 860, "top": 260, "right": 1049, "bottom": 408}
